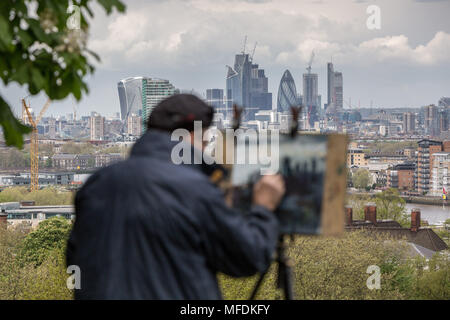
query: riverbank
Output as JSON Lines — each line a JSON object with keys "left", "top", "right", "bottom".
{"left": 348, "top": 191, "right": 446, "bottom": 206}
{"left": 400, "top": 195, "right": 447, "bottom": 206}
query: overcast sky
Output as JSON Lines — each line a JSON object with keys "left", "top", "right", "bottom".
{"left": 2, "top": 0, "right": 450, "bottom": 117}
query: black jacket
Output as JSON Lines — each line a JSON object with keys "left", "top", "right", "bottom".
{"left": 66, "top": 129, "right": 279, "bottom": 299}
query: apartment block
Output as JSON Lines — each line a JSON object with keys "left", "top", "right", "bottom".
{"left": 387, "top": 163, "right": 415, "bottom": 191}
{"left": 431, "top": 152, "right": 450, "bottom": 196}
{"left": 347, "top": 149, "right": 368, "bottom": 167}
{"left": 417, "top": 139, "right": 442, "bottom": 194}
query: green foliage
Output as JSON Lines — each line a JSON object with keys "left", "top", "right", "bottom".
{"left": 99, "top": 146, "right": 121, "bottom": 154}
{"left": 0, "top": 221, "right": 448, "bottom": 300}
{"left": 45, "top": 157, "right": 52, "bottom": 168}
{"left": 0, "top": 0, "right": 126, "bottom": 147}
{"left": 61, "top": 142, "right": 94, "bottom": 154}
{"left": 346, "top": 190, "right": 409, "bottom": 226}
{"left": 220, "top": 231, "right": 450, "bottom": 300}
{"left": 374, "top": 188, "right": 409, "bottom": 227}
{"left": 365, "top": 141, "right": 418, "bottom": 154}
{"left": 352, "top": 168, "right": 372, "bottom": 190}
{"left": 0, "top": 186, "right": 73, "bottom": 205}
{"left": 0, "top": 147, "right": 29, "bottom": 168}
{"left": 221, "top": 232, "right": 409, "bottom": 300}
{"left": 0, "top": 223, "right": 72, "bottom": 299}
{"left": 19, "top": 216, "right": 72, "bottom": 266}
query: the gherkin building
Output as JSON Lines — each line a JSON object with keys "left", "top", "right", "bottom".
{"left": 277, "top": 70, "right": 299, "bottom": 112}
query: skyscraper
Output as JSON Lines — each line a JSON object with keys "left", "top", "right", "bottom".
{"left": 303, "top": 73, "right": 319, "bottom": 127}
{"left": 118, "top": 77, "right": 144, "bottom": 121}
{"left": 424, "top": 104, "right": 439, "bottom": 136}
{"left": 249, "top": 63, "right": 272, "bottom": 117}
{"left": 141, "top": 78, "right": 178, "bottom": 128}
{"left": 334, "top": 72, "right": 343, "bottom": 110}
{"left": 206, "top": 89, "right": 225, "bottom": 114}
{"left": 326, "top": 62, "right": 334, "bottom": 110}
{"left": 90, "top": 113, "right": 105, "bottom": 140}
{"left": 326, "top": 62, "right": 343, "bottom": 113}
{"left": 403, "top": 112, "right": 416, "bottom": 134}
{"left": 226, "top": 52, "right": 271, "bottom": 121}
{"left": 277, "top": 70, "right": 299, "bottom": 113}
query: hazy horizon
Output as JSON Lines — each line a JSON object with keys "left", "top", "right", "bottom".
{"left": 2, "top": 0, "right": 449, "bottom": 118}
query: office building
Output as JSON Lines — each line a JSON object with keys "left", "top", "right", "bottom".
{"left": 403, "top": 112, "right": 416, "bottom": 134}
{"left": 226, "top": 52, "right": 271, "bottom": 121}
{"left": 118, "top": 77, "right": 144, "bottom": 121}
{"left": 303, "top": 72, "right": 319, "bottom": 127}
{"left": 424, "top": 104, "right": 439, "bottom": 136}
{"left": 206, "top": 89, "right": 226, "bottom": 116}
{"left": 334, "top": 72, "right": 343, "bottom": 110}
{"left": 277, "top": 70, "right": 299, "bottom": 113}
{"left": 326, "top": 62, "right": 343, "bottom": 113}
{"left": 326, "top": 62, "right": 334, "bottom": 110}
{"left": 141, "top": 78, "right": 178, "bottom": 127}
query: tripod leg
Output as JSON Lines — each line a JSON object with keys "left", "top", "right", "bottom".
{"left": 277, "top": 237, "right": 294, "bottom": 300}
{"left": 282, "top": 263, "right": 294, "bottom": 300}
{"left": 249, "top": 270, "right": 268, "bottom": 300}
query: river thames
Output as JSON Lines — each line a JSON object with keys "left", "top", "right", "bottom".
{"left": 405, "top": 203, "right": 450, "bottom": 225}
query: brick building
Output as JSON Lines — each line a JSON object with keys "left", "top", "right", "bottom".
{"left": 387, "top": 163, "right": 415, "bottom": 191}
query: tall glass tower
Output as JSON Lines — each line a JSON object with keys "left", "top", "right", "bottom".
{"left": 226, "top": 52, "right": 272, "bottom": 121}
{"left": 117, "top": 77, "right": 144, "bottom": 121}
{"left": 141, "top": 78, "right": 178, "bottom": 129}
{"left": 277, "top": 70, "right": 299, "bottom": 113}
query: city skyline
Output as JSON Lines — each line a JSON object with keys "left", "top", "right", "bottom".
{"left": 1, "top": 0, "right": 449, "bottom": 117}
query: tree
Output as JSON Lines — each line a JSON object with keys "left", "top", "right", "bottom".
{"left": 61, "top": 142, "right": 94, "bottom": 154}
{"left": 0, "top": 0, "right": 126, "bottom": 148}
{"left": 374, "top": 188, "right": 409, "bottom": 226}
{"left": 19, "top": 216, "right": 72, "bottom": 266}
{"left": 219, "top": 231, "right": 412, "bottom": 300}
{"left": 0, "top": 223, "right": 72, "bottom": 299}
{"left": 0, "top": 186, "right": 73, "bottom": 205}
{"left": 45, "top": 157, "right": 52, "bottom": 168}
{"left": 352, "top": 168, "right": 372, "bottom": 190}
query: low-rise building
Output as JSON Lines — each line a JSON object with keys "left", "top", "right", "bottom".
{"left": 0, "top": 172, "right": 74, "bottom": 186}
{"left": 345, "top": 205, "right": 448, "bottom": 258}
{"left": 52, "top": 154, "right": 94, "bottom": 170}
{"left": 95, "top": 153, "right": 123, "bottom": 168}
{"left": 0, "top": 203, "right": 74, "bottom": 228}
{"left": 387, "top": 163, "right": 415, "bottom": 191}
{"left": 347, "top": 149, "right": 368, "bottom": 167}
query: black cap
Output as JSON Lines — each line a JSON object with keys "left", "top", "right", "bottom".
{"left": 147, "top": 94, "right": 214, "bottom": 132}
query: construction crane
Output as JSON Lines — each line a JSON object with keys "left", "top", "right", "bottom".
{"left": 306, "top": 50, "right": 315, "bottom": 74}
{"left": 250, "top": 42, "right": 257, "bottom": 62}
{"left": 242, "top": 35, "right": 247, "bottom": 54}
{"left": 21, "top": 98, "right": 51, "bottom": 192}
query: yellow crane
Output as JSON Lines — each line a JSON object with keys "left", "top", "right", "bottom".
{"left": 21, "top": 98, "right": 51, "bottom": 192}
